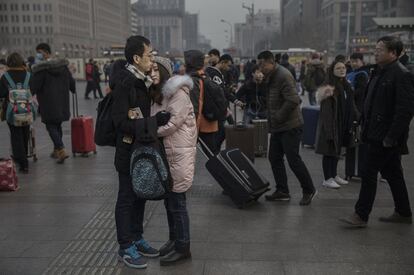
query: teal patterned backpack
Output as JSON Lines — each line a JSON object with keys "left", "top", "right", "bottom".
{"left": 4, "top": 72, "right": 36, "bottom": 127}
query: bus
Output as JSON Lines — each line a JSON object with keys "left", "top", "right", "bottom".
{"left": 270, "top": 48, "right": 316, "bottom": 67}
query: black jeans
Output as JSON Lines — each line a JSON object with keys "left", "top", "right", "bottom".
{"left": 216, "top": 120, "right": 226, "bottom": 152}
{"left": 45, "top": 122, "right": 64, "bottom": 150}
{"left": 268, "top": 127, "right": 315, "bottom": 194}
{"left": 308, "top": 90, "right": 316, "bottom": 106}
{"left": 8, "top": 123, "right": 29, "bottom": 169}
{"left": 164, "top": 192, "right": 190, "bottom": 253}
{"left": 93, "top": 81, "right": 103, "bottom": 99}
{"left": 199, "top": 132, "right": 219, "bottom": 156}
{"left": 84, "top": 81, "right": 96, "bottom": 98}
{"left": 115, "top": 173, "right": 146, "bottom": 249}
{"left": 355, "top": 144, "right": 412, "bottom": 221}
{"left": 322, "top": 156, "right": 339, "bottom": 180}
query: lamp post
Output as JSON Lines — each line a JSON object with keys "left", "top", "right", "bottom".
{"left": 345, "top": 0, "right": 352, "bottom": 56}
{"left": 242, "top": 3, "right": 255, "bottom": 58}
{"left": 221, "top": 19, "right": 233, "bottom": 48}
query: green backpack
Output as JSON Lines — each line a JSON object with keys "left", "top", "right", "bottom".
{"left": 4, "top": 72, "right": 36, "bottom": 127}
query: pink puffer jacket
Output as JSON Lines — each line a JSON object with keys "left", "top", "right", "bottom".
{"left": 151, "top": 75, "right": 197, "bottom": 193}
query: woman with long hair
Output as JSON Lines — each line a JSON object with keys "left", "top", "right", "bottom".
{"left": 0, "top": 53, "right": 32, "bottom": 173}
{"left": 315, "top": 60, "right": 359, "bottom": 189}
{"left": 150, "top": 56, "right": 197, "bottom": 265}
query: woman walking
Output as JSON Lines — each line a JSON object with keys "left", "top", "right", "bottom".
{"left": 315, "top": 60, "right": 359, "bottom": 189}
{"left": 0, "top": 53, "right": 33, "bottom": 173}
{"left": 150, "top": 56, "right": 197, "bottom": 265}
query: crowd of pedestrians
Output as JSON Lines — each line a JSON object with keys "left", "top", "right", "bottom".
{"left": 0, "top": 34, "right": 413, "bottom": 269}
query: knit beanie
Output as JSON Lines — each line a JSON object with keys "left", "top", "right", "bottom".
{"left": 154, "top": 56, "right": 173, "bottom": 77}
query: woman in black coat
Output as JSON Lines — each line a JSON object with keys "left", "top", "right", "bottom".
{"left": 315, "top": 60, "right": 358, "bottom": 189}
{"left": 0, "top": 53, "right": 31, "bottom": 173}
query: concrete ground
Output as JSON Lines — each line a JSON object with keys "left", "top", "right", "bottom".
{"left": 0, "top": 81, "right": 413, "bottom": 275}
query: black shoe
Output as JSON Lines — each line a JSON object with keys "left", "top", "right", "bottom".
{"left": 339, "top": 213, "right": 367, "bottom": 228}
{"left": 265, "top": 191, "right": 290, "bottom": 201}
{"left": 84, "top": 97, "right": 91, "bottom": 100}
{"left": 159, "top": 240, "right": 175, "bottom": 257}
{"left": 160, "top": 250, "right": 191, "bottom": 266}
{"left": 379, "top": 212, "right": 412, "bottom": 224}
{"left": 18, "top": 167, "right": 29, "bottom": 174}
{"left": 299, "top": 190, "right": 317, "bottom": 206}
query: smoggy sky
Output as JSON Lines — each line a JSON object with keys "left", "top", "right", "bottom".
{"left": 132, "top": 0, "right": 280, "bottom": 51}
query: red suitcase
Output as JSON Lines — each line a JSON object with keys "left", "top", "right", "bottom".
{"left": 0, "top": 158, "right": 18, "bottom": 191}
{"left": 71, "top": 93, "right": 96, "bottom": 157}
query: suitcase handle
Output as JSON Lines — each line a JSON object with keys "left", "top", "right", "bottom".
{"left": 197, "top": 137, "right": 215, "bottom": 160}
{"left": 72, "top": 92, "right": 79, "bottom": 118}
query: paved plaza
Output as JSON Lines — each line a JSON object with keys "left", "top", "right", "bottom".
{"left": 0, "top": 82, "right": 413, "bottom": 275}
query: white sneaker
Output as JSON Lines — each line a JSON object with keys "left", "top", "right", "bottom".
{"left": 335, "top": 176, "right": 349, "bottom": 185}
{"left": 322, "top": 178, "right": 341, "bottom": 189}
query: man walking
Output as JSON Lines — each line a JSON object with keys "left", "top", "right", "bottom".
{"left": 304, "top": 53, "right": 325, "bottom": 105}
{"left": 340, "top": 36, "right": 414, "bottom": 227}
{"left": 31, "top": 43, "right": 76, "bottom": 164}
{"left": 258, "top": 51, "right": 317, "bottom": 206}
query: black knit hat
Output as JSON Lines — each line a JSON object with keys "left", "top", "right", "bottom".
{"left": 184, "top": 50, "right": 204, "bottom": 71}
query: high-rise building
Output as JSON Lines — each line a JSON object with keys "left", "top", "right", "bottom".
{"left": 132, "top": 0, "right": 186, "bottom": 55}
{"left": 183, "top": 13, "right": 199, "bottom": 50}
{"left": 0, "top": 0, "right": 131, "bottom": 59}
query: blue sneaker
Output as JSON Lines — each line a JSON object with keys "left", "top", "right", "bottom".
{"left": 118, "top": 245, "right": 147, "bottom": 269}
{"left": 135, "top": 238, "right": 160, "bottom": 257}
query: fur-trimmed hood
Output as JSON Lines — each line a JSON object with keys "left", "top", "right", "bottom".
{"left": 162, "top": 75, "right": 194, "bottom": 98}
{"left": 31, "top": 59, "right": 69, "bottom": 75}
{"left": 316, "top": 85, "right": 334, "bottom": 103}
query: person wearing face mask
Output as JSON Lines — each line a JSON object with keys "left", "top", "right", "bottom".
{"left": 111, "top": 36, "right": 171, "bottom": 269}
{"left": 315, "top": 61, "right": 359, "bottom": 189}
{"left": 340, "top": 36, "right": 414, "bottom": 228}
{"left": 150, "top": 56, "right": 197, "bottom": 265}
{"left": 31, "top": 43, "right": 76, "bottom": 164}
{"left": 236, "top": 65, "right": 267, "bottom": 124}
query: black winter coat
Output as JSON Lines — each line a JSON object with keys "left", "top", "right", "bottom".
{"left": 111, "top": 69, "right": 153, "bottom": 174}
{"left": 362, "top": 61, "right": 414, "bottom": 154}
{"left": 30, "top": 59, "right": 76, "bottom": 124}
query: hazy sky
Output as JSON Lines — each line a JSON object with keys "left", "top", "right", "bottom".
{"left": 132, "top": 0, "right": 280, "bottom": 51}
{"left": 187, "top": 0, "right": 280, "bottom": 50}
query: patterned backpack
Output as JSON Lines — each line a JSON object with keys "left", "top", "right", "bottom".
{"left": 4, "top": 72, "right": 36, "bottom": 127}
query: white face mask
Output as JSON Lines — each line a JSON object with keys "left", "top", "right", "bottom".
{"left": 35, "top": 52, "right": 44, "bottom": 62}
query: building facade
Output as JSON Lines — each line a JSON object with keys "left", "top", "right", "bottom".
{"left": 183, "top": 13, "right": 198, "bottom": 50}
{"left": 0, "top": 0, "right": 131, "bottom": 59}
{"left": 281, "top": 0, "right": 414, "bottom": 54}
{"left": 132, "top": 0, "right": 185, "bottom": 55}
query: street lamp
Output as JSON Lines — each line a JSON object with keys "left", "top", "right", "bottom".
{"left": 221, "top": 19, "right": 233, "bottom": 48}
{"left": 242, "top": 3, "right": 255, "bottom": 58}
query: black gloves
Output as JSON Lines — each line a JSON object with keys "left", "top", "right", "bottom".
{"left": 155, "top": 111, "right": 171, "bottom": 127}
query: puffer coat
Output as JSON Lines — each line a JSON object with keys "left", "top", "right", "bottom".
{"left": 151, "top": 75, "right": 197, "bottom": 193}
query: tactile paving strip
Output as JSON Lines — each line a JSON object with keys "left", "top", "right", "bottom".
{"left": 43, "top": 199, "right": 160, "bottom": 275}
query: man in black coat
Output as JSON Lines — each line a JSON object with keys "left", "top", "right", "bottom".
{"left": 31, "top": 43, "right": 76, "bottom": 164}
{"left": 340, "top": 36, "right": 414, "bottom": 227}
{"left": 111, "top": 36, "right": 170, "bottom": 269}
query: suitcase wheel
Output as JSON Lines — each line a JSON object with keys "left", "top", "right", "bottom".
{"left": 73, "top": 152, "right": 76, "bottom": 157}
{"left": 93, "top": 151, "right": 97, "bottom": 155}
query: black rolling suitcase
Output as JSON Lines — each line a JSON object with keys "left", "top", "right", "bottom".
{"left": 199, "top": 138, "right": 270, "bottom": 208}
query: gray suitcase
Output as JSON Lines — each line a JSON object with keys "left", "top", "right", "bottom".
{"left": 252, "top": 119, "right": 268, "bottom": 157}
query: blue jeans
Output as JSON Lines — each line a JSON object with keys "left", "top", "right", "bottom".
{"left": 164, "top": 192, "right": 190, "bottom": 253}
{"left": 45, "top": 122, "right": 64, "bottom": 150}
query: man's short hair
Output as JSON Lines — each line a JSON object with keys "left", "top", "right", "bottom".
{"left": 219, "top": 54, "right": 233, "bottom": 64}
{"left": 208, "top": 49, "right": 220, "bottom": 56}
{"left": 124, "top": 35, "right": 151, "bottom": 64}
{"left": 377, "top": 36, "right": 403, "bottom": 57}
{"left": 257, "top": 51, "right": 275, "bottom": 63}
{"left": 334, "top": 54, "right": 346, "bottom": 63}
{"left": 350, "top": 52, "right": 364, "bottom": 61}
{"left": 281, "top": 53, "right": 289, "bottom": 62}
{"left": 36, "top": 43, "right": 51, "bottom": 54}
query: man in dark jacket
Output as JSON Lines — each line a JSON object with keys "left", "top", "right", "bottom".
{"left": 84, "top": 59, "right": 95, "bottom": 99}
{"left": 280, "top": 53, "right": 297, "bottom": 80}
{"left": 258, "top": 51, "right": 316, "bottom": 205}
{"left": 340, "top": 36, "right": 414, "bottom": 227}
{"left": 31, "top": 43, "right": 76, "bottom": 164}
{"left": 111, "top": 35, "right": 170, "bottom": 269}
{"left": 304, "top": 53, "right": 326, "bottom": 105}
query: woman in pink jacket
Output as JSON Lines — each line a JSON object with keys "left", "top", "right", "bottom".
{"left": 150, "top": 56, "right": 197, "bottom": 265}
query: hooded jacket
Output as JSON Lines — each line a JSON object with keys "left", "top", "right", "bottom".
{"left": 304, "top": 59, "right": 325, "bottom": 92}
{"left": 30, "top": 59, "right": 76, "bottom": 123}
{"left": 151, "top": 75, "right": 197, "bottom": 193}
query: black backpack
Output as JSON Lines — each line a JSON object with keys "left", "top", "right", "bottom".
{"left": 191, "top": 74, "right": 227, "bottom": 122}
{"left": 313, "top": 66, "right": 326, "bottom": 87}
{"left": 94, "top": 93, "right": 116, "bottom": 146}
